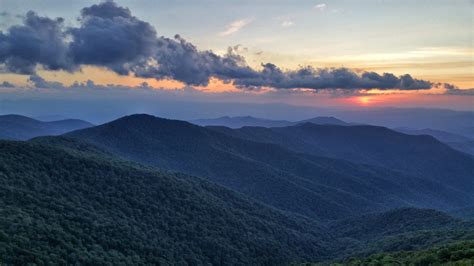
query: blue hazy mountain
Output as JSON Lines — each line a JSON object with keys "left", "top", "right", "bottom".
{"left": 191, "top": 115, "right": 293, "bottom": 128}
{"left": 209, "top": 122, "right": 474, "bottom": 194}
{"left": 394, "top": 127, "right": 474, "bottom": 155}
{"left": 0, "top": 114, "right": 93, "bottom": 140}
{"left": 66, "top": 114, "right": 473, "bottom": 221}
{"left": 191, "top": 115, "right": 349, "bottom": 128}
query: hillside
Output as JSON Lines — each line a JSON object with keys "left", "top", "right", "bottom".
{"left": 329, "top": 208, "right": 474, "bottom": 260}
{"left": 343, "top": 241, "right": 474, "bottom": 265}
{"left": 1, "top": 139, "right": 473, "bottom": 264}
{"left": 395, "top": 127, "right": 474, "bottom": 155}
{"left": 65, "top": 115, "right": 473, "bottom": 221}
{"left": 0, "top": 139, "right": 335, "bottom": 264}
{"left": 209, "top": 123, "right": 474, "bottom": 194}
{"left": 0, "top": 114, "right": 93, "bottom": 140}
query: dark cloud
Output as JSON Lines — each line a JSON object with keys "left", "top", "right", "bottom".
{"left": 233, "top": 65, "right": 432, "bottom": 90}
{"left": 0, "top": 81, "right": 15, "bottom": 88}
{"left": 443, "top": 83, "right": 474, "bottom": 95}
{"left": 0, "top": 1, "right": 434, "bottom": 91}
{"left": 0, "top": 11, "right": 72, "bottom": 74}
{"left": 132, "top": 35, "right": 256, "bottom": 85}
{"left": 69, "top": 1, "right": 158, "bottom": 75}
{"left": 28, "top": 75, "right": 66, "bottom": 89}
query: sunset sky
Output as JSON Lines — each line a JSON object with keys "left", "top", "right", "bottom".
{"left": 0, "top": 0, "right": 472, "bottom": 113}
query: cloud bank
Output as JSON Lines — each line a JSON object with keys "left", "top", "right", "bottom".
{"left": 0, "top": 1, "right": 434, "bottom": 91}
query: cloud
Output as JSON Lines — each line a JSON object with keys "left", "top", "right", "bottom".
{"left": 443, "top": 83, "right": 474, "bottom": 95}
{"left": 0, "top": 81, "right": 15, "bottom": 88}
{"left": 68, "top": 1, "right": 158, "bottom": 75}
{"left": 314, "top": 3, "right": 327, "bottom": 11}
{"left": 0, "top": 1, "right": 435, "bottom": 92}
{"left": 219, "top": 18, "right": 252, "bottom": 36}
{"left": 232, "top": 64, "right": 432, "bottom": 90}
{"left": 281, "top": 20, "right": 294, "bottom": 27}
{"left": 0, "top": 11, "right": 72, "bottom": 74}
{"left": 28, "top": 75, "right": 66, "bottom": 89}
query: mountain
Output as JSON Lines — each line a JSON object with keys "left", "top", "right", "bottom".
{"left": 0, "top": 138, "right": 334, "bottom": 264}
{"left": 298, "top": 116, "right": 350, "bottom": 126}
{"left": 0, "top": 114, "right": 93, "bottom": 140}
{"left": 191, "top": 116, "right": 293, "bottom": 128}
{"left": 394, "top": 127, "right": 474, "bottom": 155}
{"left": 191, "top": 115, "right": 350, "bottom": 128}
{"left": 328, "top": 108, "right": 474, "bottom": 139}
{"left": 394, "top": 128, "right": 472, "bottom": 143}
{"left": 209, "top": 123, "right": 474, "bottom": 194}
{"left": 328, "top": 208, "right": 474, "bottom": 260}
{"left": 1, "top": 138, "right": 472, "bottom": 263}
{"left": 66, "top": 114, "right": 473, "bottom": 221}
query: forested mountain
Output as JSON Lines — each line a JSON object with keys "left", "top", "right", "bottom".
{"left": 0, "top": 114, "right": 93, "bottom": 140}
{"left": 0, "top": 139, "right": 333, "bottom": 264}
{"left": 1, "top": 138, "right": 472, "bottom": 264}
{"left": 209, "top": 122, "right": 474, "bottom": 194}
{"left": 66, "top": 114, "right": 473, "bottom": 221}
{"left": 395, "top": 127, "right": 474, "bottom": 155}
{"left": 343, "top": 241, "right": 474, "bottom": 265}
{"left": 329, "top": 208, "right": 474, "bottom": 259}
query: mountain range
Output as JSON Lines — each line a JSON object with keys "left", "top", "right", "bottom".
{"left": 192, "top": 115, "right": 474, "bottom": 156}
{"left": 1, "top": 113, "right": 473, "bottom": 264}
{"left": 0, "top": 114, "right": 93, "bottom": 140}
{"left": 394, "top": 127, "right": 474, "bottom": 155}
{"left": 1, "top": 136, "right": 472, "bottom": 264}
{"left": 64, "top": 114, "right": 474, "bottom": 221}
{"left": 191, "top": 115, "right": 350, "bottom": 128}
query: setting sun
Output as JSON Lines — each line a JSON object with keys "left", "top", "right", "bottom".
{"left": 357, "top": 96, "right": 372, "bottom": 106}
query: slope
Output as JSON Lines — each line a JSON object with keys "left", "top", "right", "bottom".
{"left": 0, "top": 139, "right": 333, "bottom": 264}
{"left": 209, "top": 123, "right": 474, "bottom": 194}
{"left": 66, "top": 114, "right": 472, "bottom": 221}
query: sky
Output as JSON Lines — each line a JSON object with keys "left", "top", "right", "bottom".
{"left": 0, "top": 0, "right": 473, "bottom": 117}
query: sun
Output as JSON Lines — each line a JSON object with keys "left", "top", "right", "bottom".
{"left": 358, "top": 96, "right": 372, "bottom": 106}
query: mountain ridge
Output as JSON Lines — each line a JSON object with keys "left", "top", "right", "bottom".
{"left": 0, "top": 114, "right": 93, "bottom": 140}
{"left": 65, "top": 114, "right": 474, "bottom": 221}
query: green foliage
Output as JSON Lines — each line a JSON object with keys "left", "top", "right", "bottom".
{"left": 0, "top": 140, "right": 332, "bottom": 264}
{"left": 344, "top": 241, "right": 474, "bottom": 265}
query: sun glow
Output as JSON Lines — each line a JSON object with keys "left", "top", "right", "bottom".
{"left": 357, "top": 96, "right": 373, "bottom": 106}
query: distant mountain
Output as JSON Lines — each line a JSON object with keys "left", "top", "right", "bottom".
{"left": 209, "top": 123, "right": 474, "bottom": 194}
{"left": 191, "top": 116, "right": 293, "bottom": 128}
{"left": 0, "top": 114, "right": 93, "bottom": 140}
{"left": 329, "top": 108, "right": 474, "bottom": 139}
{"left": 66, "top": 114, "right": 473, "bottom": 221}
{"left": 394, "top": 127, "right": 474, "bottom": 155}
{"left": 191, "top": 115, "right": 349, "bottom": 128}
{"left": 298, "top": 116, "right": 350, "bottom": 126}
{"left": 394, "top": 128, "right": 472, "bottom": 143}
{"left": 0, "top": 139, "right": 332, "bottom": 264}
